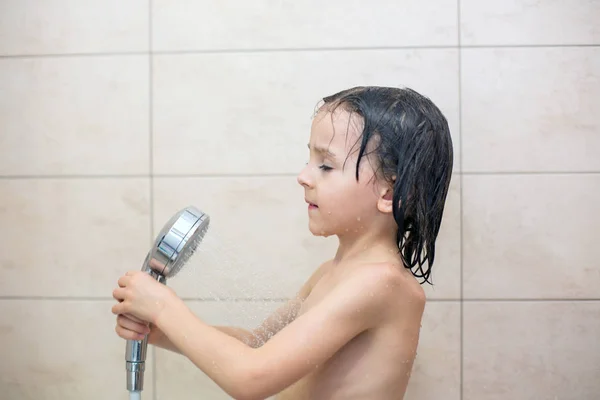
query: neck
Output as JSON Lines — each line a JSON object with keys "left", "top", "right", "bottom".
{"left": 333, "top": 226, "right": 398, "bottom": 265}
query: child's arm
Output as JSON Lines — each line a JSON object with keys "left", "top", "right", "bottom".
{"left": 156, "top": 263, "right": 403, "bottom": 400}
{"left": 149, "top": 298, "right": 300, "bottom": 352}
{"left": 213, "top": 296, "right": 302, "bottom": 347}
{"left": 151, "top": 270, "right": 314, "bottom": 351}
{"left": 212, "top": 259, "right": 327, "bottom": 348}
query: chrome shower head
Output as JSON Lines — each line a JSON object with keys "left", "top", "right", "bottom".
{"left": 126, "top": 206, "right": 210, "bottom": 396}
{"left": 142, "top": 206, "right": 210, "bottom": 280}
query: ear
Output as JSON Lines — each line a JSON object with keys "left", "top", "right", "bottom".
{"left": 377, "top": 186, "right": 394, "bottom": 214}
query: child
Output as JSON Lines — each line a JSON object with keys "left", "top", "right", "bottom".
{"left": 112, "top": 86, "right": 454, "bottom": 400}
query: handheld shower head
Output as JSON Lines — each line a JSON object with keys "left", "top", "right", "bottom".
{"left": 143, "top": 206, "right": 210, "bottom": 280}
{"left": 126, "top": 206, "right": 210, "bottom": 396}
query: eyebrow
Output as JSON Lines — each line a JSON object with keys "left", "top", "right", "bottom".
{"left": 307, "top": 143, "right": 336, "bottom": 158}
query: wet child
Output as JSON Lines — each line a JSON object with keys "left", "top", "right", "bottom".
{"left": 112, "top": 86, "right": 453, "bottom": 399}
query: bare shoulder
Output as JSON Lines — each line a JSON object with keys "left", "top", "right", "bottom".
{"left": 346, "top": 262, "right": 426, "bottom": 320}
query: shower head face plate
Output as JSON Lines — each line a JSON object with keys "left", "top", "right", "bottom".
{"left": 144, "top": 206, "right": 210, "bottom": 278}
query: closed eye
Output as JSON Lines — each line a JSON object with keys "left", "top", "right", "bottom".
{"left": 319, "top": 164, "right": 333, "bottom": 172}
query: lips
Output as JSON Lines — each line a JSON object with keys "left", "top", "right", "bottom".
{"left": 305, "top": 199, "right": 318, "bottom": 208}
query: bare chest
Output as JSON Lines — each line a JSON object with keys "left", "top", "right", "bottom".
{"left": 276, "top": 283, "right": 405, "bottom": 399}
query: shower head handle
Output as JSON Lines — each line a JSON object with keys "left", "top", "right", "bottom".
{"left": 126, "top": 206, "right": 210, "bottom": 393}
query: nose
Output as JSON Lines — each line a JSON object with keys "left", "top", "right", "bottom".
{"left": 297, "top": 163, "right": 313, "bottom": 188}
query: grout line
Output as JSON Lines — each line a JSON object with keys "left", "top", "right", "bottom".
{"left": 1, "top": 296, "right": 597, "bottom": 302}
{"left": 1, "top": 171, "right": 599, "bottom": 180}
{"left": 0, "top": 296, "right": 116, "bottom": 301}
{"left": 153, "top": 173, "right": 300, "bottom": 178}
{"left": 0, "top": 43, "right": 598, "bottom": 59}
{"left": 152, "top": 45, "right": 453, "bottom": 54}
{"left": 457, "top": 1, "right": 464, "bottom": 399}
{"left": 0, "top": 51, "right": 148, "bottom": 59}
{"left": 152, "top": 346, "right": 157, "bottom": 400}
{"left": 0, "top": 174, "right": 151, "bottom": 179}
{"left": 462, "top": 298, "right": 600, "bottom": 302}
{"left": 460, "top": 171, "right": 600, "bottom": 175}
{"left": 148, "top": 2, "right": 157, "bottom": 399}
{"left": 181, "top": 297, "right": 291, "bottom": 302}
{"left": 455, "top": 43, "right": 600, "bottom": 49}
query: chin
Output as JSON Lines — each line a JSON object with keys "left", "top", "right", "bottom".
{"left": 308, "top": 222, "right": 329, "bottom": 237}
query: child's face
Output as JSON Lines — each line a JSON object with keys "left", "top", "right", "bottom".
{"left": 297, "top": 108, "right": 385, "bottom": 237}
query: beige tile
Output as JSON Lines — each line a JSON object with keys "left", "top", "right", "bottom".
{"left": 0, "top": 56, "right": 149, "bottom": 176}
{"left": 423, "top": 174, "right": 461, "bottom": 300}
{"left": 464, "top": 301, "right": 600, "bottom": 400}
{"left": 0, "top": 299, "right": 154, "bottom": 400}
{"left": 405, "top": 301, "right": 461, "bottom": 400}
{"left": 0, "top": 0, "right": 148, "bottom": 55}
{"left": 463, "top": 174, "right": 600, "bottom": 299}
{"left": 156, "top": 300, "right": 283, "bottom": 399}
{"left": 460, "top": 0, "right": 600, "bottom": 45}
{"left": 153, "top": 177, "right": 338, "bottom": 299}
{"left": 0, "top": 179, "right": 151, "bottom": 297}
{"left": 153, "top": 49, "right": 459, "bottom": 175}
{"left": 462, "top": 47, "right": 600, "bottom": 172}
{"left": 156, "top": 301, "right": 459, "bottom": 400}
{"left": 152, "top": 0, "right": 457, "bottom": 51}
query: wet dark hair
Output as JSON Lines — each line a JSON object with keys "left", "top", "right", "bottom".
{"left": 321, "top": 86, "right": 453, "bottom": 285}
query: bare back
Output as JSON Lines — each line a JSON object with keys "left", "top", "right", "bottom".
{"left": 276, "top": 258, "right": 425, "bottom": 400}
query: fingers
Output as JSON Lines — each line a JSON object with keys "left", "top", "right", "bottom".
{"left": 111, "top": 301, "right": 125, "bottom": 315}
{"left": 115, "top": 323, "right": 148, "bottom": 341}
{"left": 117, "top": 315, "right": 150, "bottom": 335}
{"left": 117, "top": 275, "right": 130, "bottom": 288}
{"left": 112, "top": 287, "right": 126, "bottom": 301}
{"left": 125, "top": 313, "right": 146, "bottom": 324}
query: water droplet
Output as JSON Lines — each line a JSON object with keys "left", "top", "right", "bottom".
{"left": 328, "top": 211, "right": 332, "bottom": 215}
{"left": 357, "top": 217, "right": 361, "bottom": 221}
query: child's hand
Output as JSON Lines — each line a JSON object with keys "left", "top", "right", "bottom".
{"left": 111, "top": 271, "right": 177, "bottom": 325}
{"left": 115, "top": 313, "right": 151, "bottom": 341}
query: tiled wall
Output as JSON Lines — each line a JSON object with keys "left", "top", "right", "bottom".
{"left": 0, "top": 1, "right": 598, "bottom": 399}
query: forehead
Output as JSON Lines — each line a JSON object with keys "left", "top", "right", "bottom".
{"left": 309, "top": 108, "right": 363, "bottom": 150}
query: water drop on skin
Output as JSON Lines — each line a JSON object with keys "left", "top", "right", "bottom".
{"left": 357, "top": 217, "right": 361, "bottom": 221}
